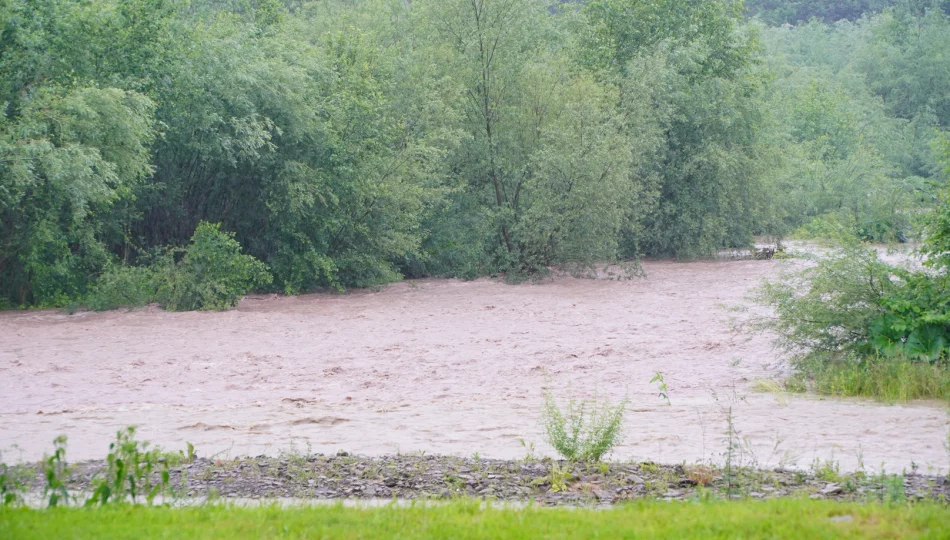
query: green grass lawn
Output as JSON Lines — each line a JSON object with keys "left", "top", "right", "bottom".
{"left": 2, "top": 499, "right": 949, "bottom": 539}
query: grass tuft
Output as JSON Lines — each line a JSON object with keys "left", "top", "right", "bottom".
{"left": 789, "top": 355, "right": 950, "bottom": 402}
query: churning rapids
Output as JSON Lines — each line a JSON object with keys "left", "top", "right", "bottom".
{"left": 1, "top": 253, "right": 947, "bottom": 473}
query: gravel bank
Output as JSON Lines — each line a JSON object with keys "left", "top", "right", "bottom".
{"left": 19, "top": 453, "right": 950, "bottom": 506}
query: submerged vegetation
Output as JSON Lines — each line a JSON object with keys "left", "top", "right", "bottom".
{"left": 785, "top": 355, "right": 950, "bottom": 401}
{"left": 1, "top": 0, "right": 947, "bottom": 310}
{"left": 83, "top": 222, "right": 272, "bottom": 311}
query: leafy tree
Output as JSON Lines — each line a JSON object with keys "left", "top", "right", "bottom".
{"left": 746, "top": 0, "right": 889, "bottom": 24}
{"left": 756, "top": 12, "right": 945, "bottom": 241}
{"left": 581, "top": 0, "right": 753, "bottom": 79}
{"left": 755, "top": 138, "right": 950, "bottom": 370}
{"left": 413, "top": 0, "right": 663, "bottom": 273}
{"left": 855, "top": 5, "right": 950, "bottom": 132}
{"left": 579, "top": 0, "right": 770, "bottom": 257}
{"left": 0, "top": 87, "right": 155, "bottom": 305}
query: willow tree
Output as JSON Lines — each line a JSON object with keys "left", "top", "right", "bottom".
{"left": 581, "top": 0, "right": 770, "bottom": 257}
{"left": 416, "top": 0, "right": 661, "bottom": 274}
{"left": 0, "top": 88, "right": 156, "bottom": 305}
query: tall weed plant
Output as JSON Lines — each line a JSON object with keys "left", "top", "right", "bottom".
{"left": 42, "top": 436, "right": 70, "bottom": 508}
{"left": 0, "top": 459, "right": 28, "bottom": 507}
{"left": 541, "top": 388, "right": 627, "bottom": 462}
{"left": 87, "top": 427, "right": 170, "bottom": 505}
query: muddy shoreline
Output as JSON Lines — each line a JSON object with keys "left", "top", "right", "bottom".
{"left": 16, "top": 454, "right": 950, "bottom": 506}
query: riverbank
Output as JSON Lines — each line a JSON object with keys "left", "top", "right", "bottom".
{"left": 10, "top": 453, "right": 950, "bottom": 506}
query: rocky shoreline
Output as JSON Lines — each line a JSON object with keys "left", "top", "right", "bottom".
{"left": 18, "top": 453, "right": 950, "bottom": 506}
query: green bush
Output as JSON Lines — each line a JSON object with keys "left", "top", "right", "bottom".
{"left": 754, "top": 241, "right": 895, "bottom": 356}
{"left": 867, "top": 270, "right": 950, "bottom": 362}
{"left": 84, "top": 265, "right": 156, "bottom": 311}
{"left": 155, "top": 222, "right": 272, "bottom": 311}
{"left": 757, "top": 239, "right": 950, "bottom": 361}
{"left": 755, "top": 233, "right": 950, "bottom": 399}
{"left": 85, "top": 222, "right": 271, "bottom": 312}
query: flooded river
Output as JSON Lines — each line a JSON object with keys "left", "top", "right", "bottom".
{"left": 1, "top": 255, "right": 947, "bottom": 473}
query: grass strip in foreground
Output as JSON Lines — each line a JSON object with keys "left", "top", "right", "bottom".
{"left": 2, "top": 499, "right": 949, "bottom": 539}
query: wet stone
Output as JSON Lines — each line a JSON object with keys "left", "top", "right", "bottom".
{"left": 820, "top": 483, "right": 842, "bottom": 496}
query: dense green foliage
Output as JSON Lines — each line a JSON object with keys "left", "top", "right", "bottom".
{"left": 4, "top": 499, "right": 950, "bottom": 538}
{"left": 756, "top": 141, "right": 950, "bottom": 399}
{"left": 748, "top": 4, "right": 950, "bottom": 400}
{"left": 84, "top": 222, "right": 271, "bottom": 310}
{"left": 757, "top": 242, "right": 949, "bottom": 357}
{"left": 1, "top": 0, "right": 948, "bottom": 309}
{"left": 758, "top": 3, "right": 950, "bottom": 241}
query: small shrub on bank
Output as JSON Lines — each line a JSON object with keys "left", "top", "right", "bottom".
{"left": 155, "top": 222, "right": 272, "bottom": 311}
{"left": 685, "top": 464, "right": 715, "bottom": 487}
{"left": 541, "top": 389, "right": 627, "bottom": 462}
{"left": 85, "top": 222, "right": 272, "bottom": 312}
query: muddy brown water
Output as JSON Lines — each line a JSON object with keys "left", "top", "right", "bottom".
{"left": 1, "top": 256, "right": 947, "bottom": 473}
